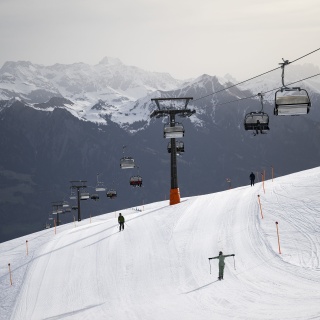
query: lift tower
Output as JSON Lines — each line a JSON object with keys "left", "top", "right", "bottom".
{"left": 150, "top": 97, "right": 195, "bottom": 205}
{"left": 70, "top": 180, "right": 87, "bottom": 221}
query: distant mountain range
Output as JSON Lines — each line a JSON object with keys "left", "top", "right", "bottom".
{"left": 1, "top": 57, "right": 320, "bottom": 243}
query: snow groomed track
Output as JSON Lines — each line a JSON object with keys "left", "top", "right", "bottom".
{"left": 1, "top": 168, "right": 320, "bottom": 319}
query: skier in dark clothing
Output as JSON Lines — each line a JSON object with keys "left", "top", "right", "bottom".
{"left": 209, "top": 251, "right": 235, "bottom": 280}
{"left": 118, "top": 213, "right": 125, "bottom": 232}
{"left": 250, "top": 172, "right": 255, "bottom": 186}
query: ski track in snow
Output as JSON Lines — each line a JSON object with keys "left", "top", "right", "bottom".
{"left": 1, "top": 169, "right": 320, "bottom": 319}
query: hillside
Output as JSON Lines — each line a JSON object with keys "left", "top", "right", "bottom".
{"left": 1, "top": 167, "right": 319, "bottom": 320}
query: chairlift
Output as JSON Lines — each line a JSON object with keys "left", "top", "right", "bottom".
{"left": 130, "top": 175, "right": 143, "bottom": 187}
{"left": 69, "top": 190, "right": 76, "bottom": 200}
{"left": 90, "top": 193, "right": 99, "bottom": 201}
{"left": 167, "top": 141, "right": 184, "bottom": 154}
{"left": 274, "top": 59, "right": 311, "bottom": 116}
{"left": 80, "top": 192, "right": 90, "bottom": 200}
{"left": 95, "top": 173, "right": 106, "bottom": 191}
{"left": 72, "top": 206, "right": 78, "bottom": 210}
{"left": 163, "top": 122, "right": 184, "bottom": 139}
{"left": 244, "top": 93, "right": 270, "bottom": 134}
{"left": 52, "top": 209, "right": 63, "bottom": 215}
{"left": 120, "top": 146, "right": 135, "bottom": 169}
{"left": 106, "top": 189, "right": 117, "bottom": 199}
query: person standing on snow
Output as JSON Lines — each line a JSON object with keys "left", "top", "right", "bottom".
{"left": 208, "top": 251, "right": 235, "bottom": 280}
{"left": 118, "top": 213, "right": 125, "bottom": 232}
{"left": 250, "top": 172, "right": 255, "bottom": 186}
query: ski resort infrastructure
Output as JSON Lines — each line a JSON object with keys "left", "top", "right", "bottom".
{"left": 0, "top": 167, "right": 320, "bottom": 320}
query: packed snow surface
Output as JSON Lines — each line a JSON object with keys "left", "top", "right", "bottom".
{"left": 1, "top": 168, "right": 320, "bottom": 319}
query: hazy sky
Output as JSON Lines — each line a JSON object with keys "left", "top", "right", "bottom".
{"left": 1, "top": 0, "right": 319, "bottom": 80}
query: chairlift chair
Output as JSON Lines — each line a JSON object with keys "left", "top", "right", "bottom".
{"left": 163, "top": 122, "right": 184, "bottom": 139}
{"left": 95, "top": 173, "right": 106, "bottom": 191}
{"left": 244, "top": 112, "right": 270, "bottom": 131}
{"left": 167, "top": 141, "right": 185, "bottom": 154}
{"left": 120, "top": 145, "right": 135, "bottom": 169}
{"left": 106, "top": 189, "right": 117, "bottom": 199}
{"left": 274, "top": 59, "right": 311, "bottom": 116}
{"left": 69, "top": 191, "right": 76, "bottom": 200}
{"left": 52, "top": 209, "right": 63, "bottom": 215}
{"left": 244, "top": 93, "right": 270, "bottom": 133}
{"left": 90, "top": 193, "right": 99, "bottom": 201}
{"left": 80, "top": 192, "right": 90, "bottom": 200}
{"left": 274, "top": 90, "right": 311, "bottom": 115}
{"left": 120, "top": 156, "right": 135, "bottom": 169}
{"left": 130, "top": 175, "right": 143, "bottom": 187}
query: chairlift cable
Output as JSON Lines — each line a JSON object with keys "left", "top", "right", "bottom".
{"left": 214, "top": 72, "right": 320, "bottom": 107}
{"left": 193, "top": 47, "right": 320, "bottom": 103}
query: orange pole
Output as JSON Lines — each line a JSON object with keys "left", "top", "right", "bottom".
{"left": 257, "top": 195, "right": 264, "bottom": 219}
{"left": 275, "top": 221, "right": 281, "bottom": 254}
{"left": 170, "top": 188, "right": 180, "bottom": 205}
{"left": 271, "top": 166, "right": 274, "bottom": 182}
{"left": 8, "top": 263, "right": 13, "bottom": 286}
{"left": 26, "top": 240, "right": 29, "bottom": 256}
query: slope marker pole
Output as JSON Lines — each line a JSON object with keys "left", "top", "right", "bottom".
{"left": 257, "top": 195, "right": 264, "bottom": 219}
{"left": 8, "top": 263, "right": 13, "bottom": 286}
{"left": 275, "top": 221, "right": 281, "bottom": 254}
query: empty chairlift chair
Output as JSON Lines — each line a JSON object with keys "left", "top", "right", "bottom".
{"left": 274, "top": 59, "right": 311, "bottom": 116}
{"left": 163, "top": 122, "right": 184, "bottom": 139}
{"left": 120, "top": 146, "right": 135, "bottom": 169}
{"left": 80, "top": 192, "right": 90, "bottom": 200}
{"left": 95, "top": 174, "right": 106, "bottom": 192}
{"left": 274, "top": 90, "right": 311, "bottom": 116}
{"left": 120, "top": 156, "right": 135, "bottom": 169}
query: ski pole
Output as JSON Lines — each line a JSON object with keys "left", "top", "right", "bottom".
{"left": 233, "top": 255, "right": 236, "bottom": 270}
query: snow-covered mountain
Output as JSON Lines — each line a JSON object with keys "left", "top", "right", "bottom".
{"left": 0, "top": 57, "right": 184, "bottom": 104}
{"left": 1, "top": 58, "right": 319, "bottom": 133}
{"left": 1, "top": 167, "right": 319, "bottom": 319}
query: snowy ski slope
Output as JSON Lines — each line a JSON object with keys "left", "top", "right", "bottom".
{"left": 1, "top": 167, "right": 320, "bottom": 320}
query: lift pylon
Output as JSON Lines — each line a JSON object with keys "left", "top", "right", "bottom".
{"left": 150, "top": 97, "right": 195, "bottom": 205}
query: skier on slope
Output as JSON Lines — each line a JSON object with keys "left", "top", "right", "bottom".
{"left": 118, "top": 213, "right": 125, "bottom": 232}
{"left": 208, "top": 251, "right": 235, "bottom": 280}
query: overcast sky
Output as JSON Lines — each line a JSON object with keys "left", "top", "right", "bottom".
{"left": 0, "top": 0, "right": 319, "bottom": 80}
